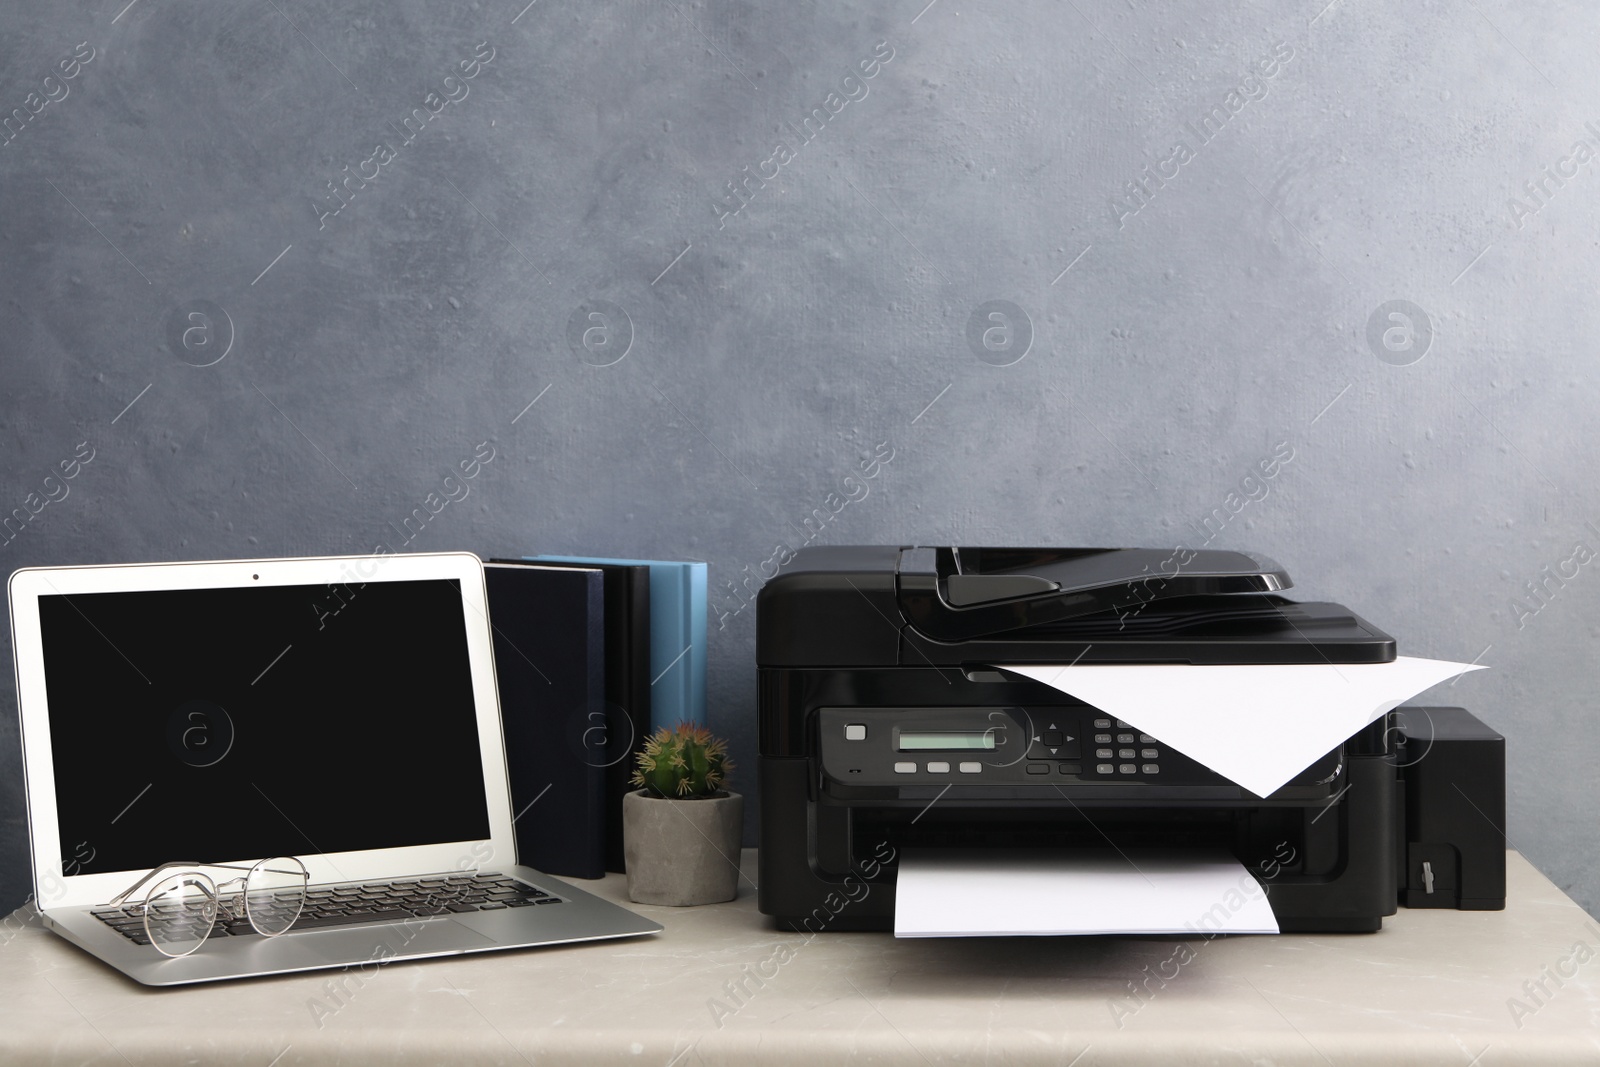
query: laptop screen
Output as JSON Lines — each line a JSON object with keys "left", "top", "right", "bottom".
{"left": 37, "top": 577, "right": 492, "bottom": 877}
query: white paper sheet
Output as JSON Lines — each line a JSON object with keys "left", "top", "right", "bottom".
{"left": 1005, "top": 656, "right": 1486, "bottom": 798}
{"left": 893, "top": 849, "right": 1279, "bottom": 937}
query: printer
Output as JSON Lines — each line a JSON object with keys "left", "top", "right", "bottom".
{"left": 757, "top": 545, "right": 1505, "bottom": 933}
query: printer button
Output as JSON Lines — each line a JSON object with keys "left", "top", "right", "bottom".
{"left": 1141, "top": 748, "right": 1159, "bottom": 759}
{"left": 1116, "top": 733, "right": 1136, "bottom": 744}
{"left": 926, "top": 761, "right": 950, "bottom": 774}
{"left": 1043, "top": 730, "right": 1063, "bottom": 747}
{"left": 1096, "top": 748, "right": 1114, "bottom": 759}
{"left": 1095, "top": 763, "right": 1115, "bottom": 774}
{"left": 1118, "top": 748, "right": 1136, "bottom": 759}
{"left": 1026, "top": 763, "right": 1049, "bottom": 775}
{"left": 1115, "top": 720, "right": 1131, "bottom": 728}
{"left": 894, "top": 762, "right": 916, "bottom": 774}
{"left": 1139, "top": 734, "right": 1155, "bottom": 743}
{"left": 958, "top": 762, "right": 982, "bottom": 774}
{"left": 1094, "top": 733, "right": 1112, "bottom": 744}
{"left": 845, "top": 724, "right": 867, "bottom": 741}
{"left": 1142, "top": 764, "right": 1160, "bottom": 774}
{"left": 1093, "top": 718, "right": 1112, "bottom": 730}
{"left": 1118, "top": 763, "right": 1137, "bottom": 775}
{"left": 1058, "top": 763, "right": 1080, "bottom": 774}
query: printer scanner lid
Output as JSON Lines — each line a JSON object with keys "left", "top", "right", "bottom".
{"left": 754, "top": 546, "right": 1395, "bottom": 667}
{"left": 898, "top": 546, "right": 1290, "bottom": 640}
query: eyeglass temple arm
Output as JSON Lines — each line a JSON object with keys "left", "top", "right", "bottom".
{"left": 106, "top": 859, "right": 303, "bottom": 906}
{"left": 106, "top": 861, "right": 211, "bottom": 907}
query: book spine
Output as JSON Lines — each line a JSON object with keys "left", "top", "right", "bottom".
{"left": 687, "top": 563, "right": 707, "bottom": 725}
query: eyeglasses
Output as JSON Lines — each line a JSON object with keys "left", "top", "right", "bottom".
{"left": 106, "top": 857, "right": 310, "bottom": 958}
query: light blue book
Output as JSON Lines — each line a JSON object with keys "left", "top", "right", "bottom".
{"left": 528, "top": 555, "right": 707, "bottom": 728}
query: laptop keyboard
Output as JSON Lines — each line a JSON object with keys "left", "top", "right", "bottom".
{"left": 93, "top": 873, "right": 563, "bottom": 946}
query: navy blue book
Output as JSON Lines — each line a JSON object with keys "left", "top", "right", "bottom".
{"left": 496, "top": 557, "right": 652, "bottom": 872}
{"left": 483, "top": 561, "right": 607, "bottom": 879}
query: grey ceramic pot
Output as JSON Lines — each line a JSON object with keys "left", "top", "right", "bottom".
{"left": 622, "top": 789, "right": 744, "bottom": 906}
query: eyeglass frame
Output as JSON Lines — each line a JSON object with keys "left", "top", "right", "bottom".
{"left": 106, "top": 857, "right": 310, "bottom": 957}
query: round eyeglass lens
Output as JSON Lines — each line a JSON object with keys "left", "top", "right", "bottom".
{"left": 144, "top": 873, "right": 218, "bottom": 958}
{"left": 244, "top": 856, "right": 308, "bottom": 937}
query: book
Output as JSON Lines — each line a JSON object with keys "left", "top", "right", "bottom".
{"left": 482, "top": 562, "right": 607, "bottom": 878}
{"left": 504, "top": 558, "right": 653, "bottom": 872}
{"left": 530, "top": 556, "right": 707, "bottom": 730}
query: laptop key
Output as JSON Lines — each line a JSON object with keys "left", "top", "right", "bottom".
{"left": 290, "top": 909, "right": 417, "bottom": 931}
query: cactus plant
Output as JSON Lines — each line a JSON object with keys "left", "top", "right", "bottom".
{"left": 631, "top": 723, "right": 732, "bottom": 799}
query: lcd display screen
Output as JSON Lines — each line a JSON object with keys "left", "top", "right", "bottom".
{"left": 39, "top": 578, "right": 491, "bottom": 875}
{"left": 897, "top": 730, "right": 996, "bottom": 751}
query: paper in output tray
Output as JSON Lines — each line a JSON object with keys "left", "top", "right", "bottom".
{"left": 894, "top": 849, "right": 1279, "bottom": 937}
{"left": 1005, "top": 656, "right": 1486, "bottom": 798}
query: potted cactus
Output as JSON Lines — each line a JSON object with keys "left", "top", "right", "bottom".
{"left": 622, "top": 723, "right": 742, "bottom": 906}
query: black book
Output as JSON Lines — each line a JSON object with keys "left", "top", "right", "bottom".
{"left": 491, "top": 558, "right": 651, "bottom": 872}
{"left": 483, "top": 562, "right": 607, "bottom": 878}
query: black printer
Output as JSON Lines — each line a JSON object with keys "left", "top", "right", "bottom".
{"left": 757, "top": 546, "right": 1505, "bottom": 933}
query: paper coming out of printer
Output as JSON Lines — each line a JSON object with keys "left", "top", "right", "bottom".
{"left": 1005, "top": 657, "right": 1487, "bottom": 798}
{"left": 894, "top": 849, "right": 1279, "bottom": 937}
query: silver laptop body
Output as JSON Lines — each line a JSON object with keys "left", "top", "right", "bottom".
{"left": 9, "top": 551, "right": 660, "bottom": 986}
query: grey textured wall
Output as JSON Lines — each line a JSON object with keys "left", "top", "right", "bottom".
{"left": 2, "top": 0, "right": 1597, "bottom": 921}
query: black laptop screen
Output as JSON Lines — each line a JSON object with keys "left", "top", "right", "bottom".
{"left": 39, "top": 577, "right": 492, "bottom": 876}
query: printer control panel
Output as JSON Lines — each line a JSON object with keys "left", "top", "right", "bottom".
{"left": 817, "top": 705, "right": 1197, "bottom": 786}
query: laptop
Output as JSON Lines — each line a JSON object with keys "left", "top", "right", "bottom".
{"left": 8, "top": 551, "right": 661, "bottom": 986}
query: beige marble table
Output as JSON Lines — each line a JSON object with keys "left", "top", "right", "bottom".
{"left": 0, "top": 850, "right": 1595, "bottom": 1065}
